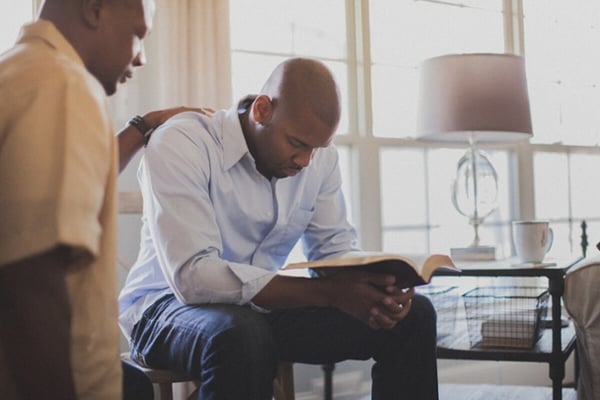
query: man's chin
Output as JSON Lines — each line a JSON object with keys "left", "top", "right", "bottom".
{"left": 280, "top": 167, "right": 301, "bottom": 178}
{"left": 102, "top": 82, "right": 118, "bottom": 96}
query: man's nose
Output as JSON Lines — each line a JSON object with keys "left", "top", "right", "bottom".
{"left": 132, "top": 43, "right": 147, "bottom": 67}
{"left": 294, "top": 148, "right": 314, "bottom": 168}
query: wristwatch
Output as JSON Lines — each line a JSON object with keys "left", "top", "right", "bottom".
{"left": 128, "top": 115, "right": 153, "bottom": 146}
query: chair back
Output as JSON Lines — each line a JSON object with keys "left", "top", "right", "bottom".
{"left": 564, "top": 256, "right": 600, "bottom": 400}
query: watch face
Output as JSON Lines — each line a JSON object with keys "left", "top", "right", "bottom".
{"left": 130, "top": 115, "right": 151, "bottom": 135}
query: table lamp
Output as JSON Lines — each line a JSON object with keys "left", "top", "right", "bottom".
{"left": 416, "top": 53, "right": 533, "bottom": 260}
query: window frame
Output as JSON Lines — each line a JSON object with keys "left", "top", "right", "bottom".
{"left": 228, "top": 0, "right": 592, "bottom": 254}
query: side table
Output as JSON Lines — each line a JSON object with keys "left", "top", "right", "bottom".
{"left": 434, "top": 257, "right": 582, "bottom": 400}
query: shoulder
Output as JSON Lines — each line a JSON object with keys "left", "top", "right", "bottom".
{"left": 0, "top": 40, "right": 108, "bottom": 126}
{"left": 149, "top": 110, "right": 226, "bottom": 152}
{"left": 143, "top": 110, "right": 232, "bottom": 176}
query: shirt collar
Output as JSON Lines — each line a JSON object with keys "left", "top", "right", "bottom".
{"left": 222, "top": 104, "right": 253, "bottom": 171}
{"left": 17, "top": 20, "right": 85, "bottom": 69}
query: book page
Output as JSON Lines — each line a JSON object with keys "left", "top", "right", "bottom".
{"left": 282, "top": 252, "right": 457, "bottom": 287}
{"left": 283, "top": 252, "right": 416, "bottom": 270}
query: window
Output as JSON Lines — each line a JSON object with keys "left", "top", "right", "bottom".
{"left": 524, "top": 1, "right": 600, "bottom": 256}
{"left": 0, "top": 1, "right": 34, "bottom": 54}
{"left": 227, "top": 0, "right": 600, "bottom": 260}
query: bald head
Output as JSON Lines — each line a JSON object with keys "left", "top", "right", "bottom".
{"left": 242, "top": 58, "right": 342, "bottom": 180}
{"left": 40, "top": 0, "right": 154, "bottom": 95}
{"left": 260, "top": 58, "right": 341, "bottom": 129}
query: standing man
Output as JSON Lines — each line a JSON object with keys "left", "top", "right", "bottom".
{"left": 120, "top": 57, "right": 439, "bottom": 399}
{"left": 0, "top": 1, "right": 159, "bottom": 399}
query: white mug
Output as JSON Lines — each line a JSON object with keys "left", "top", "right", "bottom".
{"left": 512, "top": 220, "right": 554, "bottom": 263}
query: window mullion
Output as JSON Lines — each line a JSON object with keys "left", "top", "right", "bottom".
{"left": 506, "top": 0, "right": 534, "bottom": 225}
{"left": 503, "top": 0, "right": 525, "bottom": 55}
{"left": 346, "top": 0, "right": 382, "bottom": 250}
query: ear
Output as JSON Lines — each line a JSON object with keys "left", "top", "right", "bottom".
{"left": 81, "top": 0, "right": 104, "bottom": 29}
{"left": 252, "top": 95, "right": 273, "bottom": 125}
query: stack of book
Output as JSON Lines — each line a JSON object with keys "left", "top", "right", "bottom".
{"left": 480, "top": 317, "right": 538, "bottom": 348}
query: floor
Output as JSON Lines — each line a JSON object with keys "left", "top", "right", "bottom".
{"left": 438, "top": 383, "right": 577, "bottom": 400}
{"left": 354, "top": 384, "right": 578, "bottom": 400}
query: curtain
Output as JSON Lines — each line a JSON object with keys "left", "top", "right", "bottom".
{"left": 109, "top": 0, "right": 232, "bottom": 130}
{"left": 111, "top": 0, "right": 232, "bottom": 185}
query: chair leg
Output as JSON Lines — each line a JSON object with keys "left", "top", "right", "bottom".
{"left": 322, "top": 363, "right": 335, "bottom": 400}
{"left": 185, "top": 381, "right": 200, "bottom": 400}
{"left": 158, "top": 382, "right": 174, "bottom": 400}
{"left": 273, "top": 362, "right": 295, "bottom": 400}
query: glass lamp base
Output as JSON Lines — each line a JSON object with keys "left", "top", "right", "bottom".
{"left": 450, "top": 245, "right": 496, "bottom": 261}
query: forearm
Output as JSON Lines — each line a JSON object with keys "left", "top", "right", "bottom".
{"left": 251, "top": 275, "right": 332, "bottom": 310}
{"left": 0, "top": 247, "right": 77, "bottom": 400}
{"left": 117, "top": 123, "right": 145, "bottom": 172}
{"left": 252, "top": 271, "right": 412, "bottom": 330}
{"left": 116, "top": 112, "right": 160, "bottom": 173}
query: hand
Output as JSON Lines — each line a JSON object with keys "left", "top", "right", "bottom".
{"left": 368, "top": 286, "right": 414, "bottom": 330}
{"left": 143, "top": 106, "right": 215, "bottom": 129}
{"left": 325, "top": 270, "right": 401, "bottom": 329}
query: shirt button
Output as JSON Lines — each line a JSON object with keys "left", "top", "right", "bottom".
{"left": 266, "top": 211, "right": 273, "bottom": 217}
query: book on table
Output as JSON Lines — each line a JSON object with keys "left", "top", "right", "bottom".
{"left": 479, "top": 313, "right": 541, "bottom": 349}
{"left": 281, "top": 251, "right": 459, "bottom": 287}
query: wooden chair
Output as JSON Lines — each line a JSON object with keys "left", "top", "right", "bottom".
{"left": 118, "top": 191, "right": 295, "bottom": 400}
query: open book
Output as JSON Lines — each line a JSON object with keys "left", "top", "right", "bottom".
{"left": 281, "top": 252, "right": 459, "bottom": 287}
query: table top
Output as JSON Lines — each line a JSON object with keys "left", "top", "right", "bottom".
{"left": 434, "top": 256, "right": 584, "bottom": 278}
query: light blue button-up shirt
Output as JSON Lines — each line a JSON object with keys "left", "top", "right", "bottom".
{"left": 118, "top": 106, "right": 359, "bottom": 336}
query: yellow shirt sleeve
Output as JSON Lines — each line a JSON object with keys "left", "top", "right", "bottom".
{"left": 0, "top": 59, "right": 113, "bottom": 267}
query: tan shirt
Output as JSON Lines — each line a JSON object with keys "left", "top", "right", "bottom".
{"left": 0, "top": 20, "right": 121, "bottom": 399}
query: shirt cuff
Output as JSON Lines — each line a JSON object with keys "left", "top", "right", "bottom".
{"left": 249, "top": 301, "right": 271, "bottom": 313}
{"left": 228, "top": 262, "right": 277, "bottom": 304}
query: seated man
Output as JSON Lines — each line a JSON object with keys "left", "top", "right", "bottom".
{"left": 119, "top": 57, "right": 438, "bottom": 400}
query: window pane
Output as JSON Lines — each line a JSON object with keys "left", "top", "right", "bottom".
{"left": 0, "top": 1, "right": 33, "bottom": 53}
{"left": 571, "top": 154, "right": 600, "bottom": 219}
{"left": 371, "top": 65, "right": 419, "bottom": 138}
{"left": 380, "top": 148, "right": 427, "bottom": 226}
{"left": 229, "top": 0, "right": 346, "bottom": 59}
{"left": 383, "top": 229, "right": 428, "bottom": 254}
{"left": 336, "top": 145, "right": 354, "bottom": 225}
{"left": 524, "top": 1, "right": 600, "bottom": 145}
{"left": 369, "top": 0, "right": 503, "bottom": 66}
{"left": 369, "top": 0, "right": 504, "bottom": 138}
{"left": 533, "top": 152, "right": 599, "bottom": 258}
{"left": 534, "top": 152, "right": 570, "bottom": 220}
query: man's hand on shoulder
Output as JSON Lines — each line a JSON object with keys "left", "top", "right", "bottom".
{"left": 143, "top": 106, "right": 215, "bottom": 129}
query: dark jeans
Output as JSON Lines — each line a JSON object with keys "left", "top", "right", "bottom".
{"left": 130, "top": 294, "right": 438, "bottom": 400}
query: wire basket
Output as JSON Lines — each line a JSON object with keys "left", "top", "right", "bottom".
{"left": 416, "top": 285, "right": 459, "bottom": 338}
{"left": 463, "top": 286, "right": 549, "bottom": 349}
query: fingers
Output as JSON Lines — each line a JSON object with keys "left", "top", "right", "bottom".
{"left": 145, "top": 106, "right": 216, "bottom": 129}
{"left": 187, "top": 106, "right": 215, "bottom": 116}
{"left": 365, "top": 272, "right": 396, "bottom": 287}
{"left": 368, "top": 289, "right": 414, "bottom": 330}
{"left": 325, "top": 271, "right": 414, "bottom": 331}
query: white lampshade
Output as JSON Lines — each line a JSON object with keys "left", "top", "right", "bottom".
{"left": 416, "top": 53, "right": 533, "bottom": 142}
